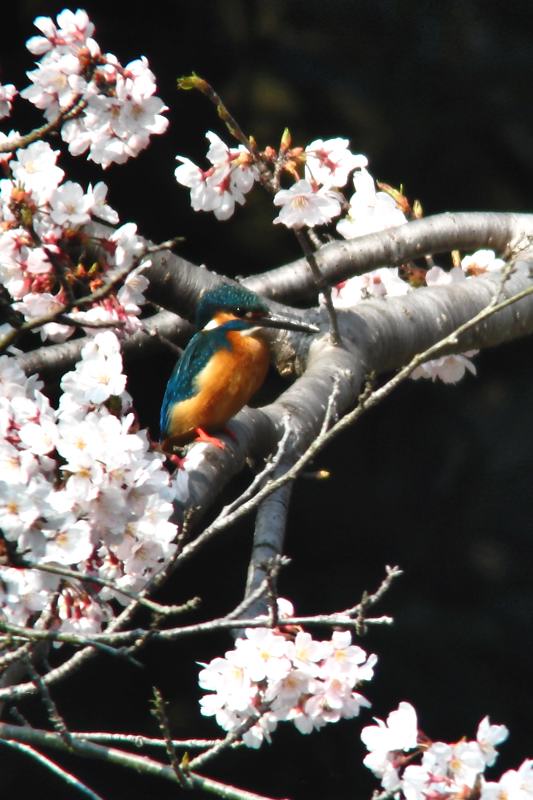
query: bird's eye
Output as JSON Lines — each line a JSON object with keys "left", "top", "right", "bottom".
{"left": 233, "top": 308, "right": 257, "bottom": 320}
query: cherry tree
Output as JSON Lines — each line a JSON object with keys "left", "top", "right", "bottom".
{"left": 0, "top": 9, "right": 532, "bottom": 800}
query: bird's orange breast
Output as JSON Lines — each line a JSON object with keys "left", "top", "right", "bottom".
{"left": 167, "top": 330, "right": 269, "bottom": 445}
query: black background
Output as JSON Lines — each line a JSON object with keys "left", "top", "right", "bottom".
{"left": 2, "top": 2, "right": 533, "bottom": 798}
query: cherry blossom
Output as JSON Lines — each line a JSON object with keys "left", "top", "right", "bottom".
{"left": 26, "top": 9, "right": 95, "bottom": 56}
{"left": 273, "top": 179, "right": 342, "bottom": 228}
{"left": 199, "top": 606, "right": 376, "bottom": 747}
{"left": 13, "top": 292, "right": 74, "bottom": 343}
{"left": 410, "top": 352, "right": 478, "bottom": 384}
{"left": 9, "top": 140, "right": 65, "bottom": 201}
{"left": 304, "top": 138, "right": 367, "bottom": 188}
{"left": 361, "top": 701, "right": 419, "bottom": 790}
{"left": 0, "top": 332, "right": 178, "bottom": 633}
{"left": 175, "top": 131, "right": 259, "bottom": 221}
{"left": 477, "top": 716, "right": 510, "bottom": 767}
{"left": 409, "top": 259, "right": 482, "bottom": 383}
{"left": 327, "top": 267, "right": 411, "bottom": 309}
{"left": 0, "top": 142, "right": 150, "bottom": 343}
{"left": 49, "top": 181, "right": 93, "bottom": 226}
{"left": 21, "top": 10, "right": 168, "bottom": 168}
{"left": 462, "top": 248, "right": 506, "bottom": 275}
{"left": 425, "top": 264, "right": 467, "bottom": 286}
{"left": 337, "top": 166, "right": 407, "bottom": 239}
{"left": 362, "top": 703, "right": 515, "bottom": 800}
{"left": 481, "top": 759, "right": 533, "bottom": 800}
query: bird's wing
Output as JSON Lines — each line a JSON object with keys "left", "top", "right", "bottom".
{"left": 159, "top": 330, "right": 230, "bottom": 437}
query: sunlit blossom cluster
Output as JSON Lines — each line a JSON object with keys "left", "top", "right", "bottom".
{"left": 175, "top": 124, "right": 518, "bottom": 390}
{"left": 0, "top": 332, "right": 177, "bottom": 633}
{"left": 336, "top": 162, "right": 408, "bottom": 239}
{"left": 175, "top": 131, "right": 260, "bottom": 221}
{"left": 199, "top": 599, "right": 377, "bottom": 748}
{"left": 272, "top": 137, "right": 368, "bottom": 228}
{"left": 271, "top": 138, "right": 402, "bottom": 231}
{"left": 0, "top": 138, "right": 150, "bottom": 344}
{"left": 16, "top": 9, "right": 168, "bottom": 168}
{"left": 361, "top": 701, "right": 532, "bottom": 800}
{"left": 175, "top": 133, "right": 377, "bottom": 229}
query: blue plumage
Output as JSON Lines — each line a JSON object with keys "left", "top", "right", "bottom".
{"left": 159, "top": 319, "right": 253, "bottom": 439}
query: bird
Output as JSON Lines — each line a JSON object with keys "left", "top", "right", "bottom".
{"left": 160, "top": 284, "right": 317, "bottom": 453}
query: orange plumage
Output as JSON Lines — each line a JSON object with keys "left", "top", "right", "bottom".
{"left": 160, "top": 285, "right": 317, "bottom": 453}
{"left": 165, "top": 325, "right": 269, "bottom": 448}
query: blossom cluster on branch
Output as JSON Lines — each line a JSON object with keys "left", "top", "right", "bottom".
{"left": 361, "top": 701, "right": 532, "bottom": 800}
{"left": 0, "top": 331, "right": 177, "bottom": 632}
{"left": 0, "top": 139, "right": 150, "bottom": 344}
{"left": 174, "top": 121, "right": 517, "bottom": 384}
{"left": 19, "top": 8, "right": 168, "bottom": 167}
{"left": 199, "top": 599, "right": 377, "bottom": 748}
{"left": 0, "top": 7, "right": 171, "bottom": 349}
{"left": 174, "top": 130, "right": 260, "bottom": 221}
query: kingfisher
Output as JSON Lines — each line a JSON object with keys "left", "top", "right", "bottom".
{"left": 160, "top": 284, "right": 317, "bottom": 453}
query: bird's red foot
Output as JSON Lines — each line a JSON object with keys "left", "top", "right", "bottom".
{"left": 167, "top": 452, "right": 186, "bottom": 469}
{"left": 194, "top": 427, "right": 226, "bottom": 449}
{"left": 159, "top": 438, "right": 187, "bottom": 469}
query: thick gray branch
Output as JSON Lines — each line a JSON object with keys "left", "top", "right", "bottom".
{"left": 178, "top": 266, "right": 533, "bottom": 527}
{"left": 245, "top": 211, "right": 533, "bottom": 302}
{"left": 243, "top": 473, "right": 293, "bottom": 619}
{"left": 15, "top": 310, "right": 192, "bottom": 380}
{"left": 14, "top": 211, "right": 533, "bottom": 379}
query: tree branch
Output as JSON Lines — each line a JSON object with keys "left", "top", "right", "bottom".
{"left": 245, "top": 211, "right": 533, "bottom": 301}
{"left": 0, "top": 723, "right": 288, "bottom": 800}
{"left": 169, "top": 265, "right": 533, "bottom": 540}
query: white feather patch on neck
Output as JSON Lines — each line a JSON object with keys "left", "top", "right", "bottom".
{"left": 202, "top": 318, "right": 221, "bottom": 331}
{"left": 239, "top": 326, "right": 262, "bottom": 337}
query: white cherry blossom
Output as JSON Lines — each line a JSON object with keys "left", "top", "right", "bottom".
{"left": 337, "top": 166, "right": 407, "bottom": 239}
{"left": 305, "top": 137, "right": 367, "bottom": 188}
{"left": 199, "top": 607, "right": 376, "bottom": 746}
{"left": 273, "top": 179, "right": 342, "bottom": 228}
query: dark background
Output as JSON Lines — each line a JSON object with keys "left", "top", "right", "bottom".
{"left": 2, "top": 2, "right": 533, "bottom": 798}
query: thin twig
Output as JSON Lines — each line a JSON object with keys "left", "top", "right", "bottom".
{"left": 151, "top": 687, "right": 192, "bottom": 787}
{"left": 0, "top": 740, "right": 105, "bottom": 800}
{"left": 0, "top": 641, "right": 32, "bottom": 671}
{"left": 24, "top": 655, "right": 71, "bottom": 744}
{"left": 219, "top": 415, "right": 292, "bottom": 519}
{"left": 178, "top": 76, "right": 257, "bottom": 154}
{"left": 294, "top": 227, "right": 341, "bottom": 344}
{"left": 0, "top": 591, "right": 393, "bottom": 654}
{"left": 227, "top": 559, "right": 290, "bottom": 622}
{"left": 187, "top": 702, "right": 272, "bottom": 773}
{"left": 23, "top": 561, "right": 198, "bottom": 617}
{"left": 0, "top": 97, "right": 87, "bottom": 154}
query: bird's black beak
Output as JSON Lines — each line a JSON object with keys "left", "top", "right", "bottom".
{"left": 255, "top": 315, "right": 320, "bottom": 334}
